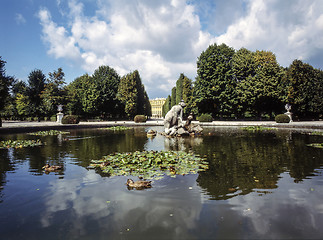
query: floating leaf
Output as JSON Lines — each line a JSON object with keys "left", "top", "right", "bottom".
{"left": 28, "top": 130, "right": 70, "bottom": 136}
{"left": 309, "top": 131, "right": 323, "bottom": 136}
{"left": 101, "top": 126, "right": 132, "bottom": 131}
{"left": 90, "top": 150, "right": 209, "bottom": 180}
{"left": 0, "top": 139, "right": 44, "bottom": 149}
{"left": 307, "top": 143, "right": 323, "bottom": 149}
{"left": 241, "top": 126, "right": 277, "bottom": 131}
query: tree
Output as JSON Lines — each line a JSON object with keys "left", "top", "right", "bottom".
{"left": 232, "top": 48, "right": 256, "bottom": 116}
{"left": 117, "top": 70, "right": 151, "bottom": 119}
{"left": 66, "top": 74, "right": 89, "bottom": 116}
{"left": 195, "top": 43, "right": 236, "bottom": 118}
{"left": 27, "top": 69, "right": 46, "bottom": 118}
{"left": 162, "top": 95, "right": 171, "bottom": 117}
{"left": 171, "top": 87, "right": 176, "bottom": 107}
{"left": 66, "top": 66, "right": 123, "bottom": 119}
{"left": 251, "top": 50, "right": 285, "bottom": 117}
{"left": 15, "top": 93, "right": 30, "bottom": 118}
{"left": 0, "top": 57, "right": 14, "bottom": 112}
{"left": 286, "top": 59, "right": 322, "bottom": 118}
{"left": 232, "top": 50, "right": 285, "bottom": 118}
{"left": 2, "top": 79, "right": 28, "bottom": 120}
{"left": 176, "top": 74, "right": 184, "bottom": 104}
{"left": 41, "top": 68, "right": 67, "bottom": 117}
{"left": 92, "top": 65, "right": 121, "bottom": 118}
{"left": 118, "top": 71, "right": 139, "bottom": 118}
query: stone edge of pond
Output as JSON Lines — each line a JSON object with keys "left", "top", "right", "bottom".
{"left": 0, "top": 120, "right": 323, "bottom": 134}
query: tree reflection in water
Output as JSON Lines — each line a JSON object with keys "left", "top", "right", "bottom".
{"left": 0, "top": 126, "right": 323, "bottom": 239}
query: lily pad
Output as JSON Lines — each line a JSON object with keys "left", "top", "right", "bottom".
{"left": 90, "top": 150, "right": 209, "bottom": 180}
{"left": 101, "top": 126, "right": 132, "bottom": 131}
{"left": 307, "top": 143, "right": 323, "bottom": 149}
{"left": 0, "top": 139, "right": 44, "bottom": 149}
{"left": 241, "top": 126, "right": 276, "bottom": 131}
{"left": 28, "top": 130, "right": 70, "bottom": 136}
{"left": 309, "top": 131, "right": 323, "bottom": 136}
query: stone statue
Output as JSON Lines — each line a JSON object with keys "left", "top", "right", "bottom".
{"left": 164, "top": 100, "right": 186, "bottom": 136}
{"left": 284, "top": 103, "right": 293, "bottom": 122}
{"left": 163, "top": 101, "right": 203, "bottom": 137}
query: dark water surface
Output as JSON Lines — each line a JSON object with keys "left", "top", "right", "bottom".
{"left": 0, "top": 126, "right": 323, "bottom": 239}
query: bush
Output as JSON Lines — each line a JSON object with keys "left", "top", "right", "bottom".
{"left": 134, "top": 115, "right": 146, "bottom": 123}
{"left": 62, "top": 115, "right": 80, "bottom": 124}
{"left": 0, "top": 118, "right": 2, "bottom": 127}
{"left": 198, "top": 113, "right": 213, "bottom": 122}
{"left": 275, "top": 114, "right": 290, "bottom": 123}
{"left": 50, "top": 115, "right": 57, "bottom": 122}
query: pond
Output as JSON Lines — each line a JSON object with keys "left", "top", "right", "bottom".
{"left": 0, "top": 126, "right": 323, "bottom": 239}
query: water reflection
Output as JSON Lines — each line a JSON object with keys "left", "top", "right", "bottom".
{"left": 0, "top": 127, "right": 323, "bottom": 239}
{"left": 195, "top": 128, "right": 323, "bottom": 200}
{"left": 164, "top": 136, "right": 203, "bottom": 151}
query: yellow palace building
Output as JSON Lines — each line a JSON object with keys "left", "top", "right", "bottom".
{"left": 149, "top": 98, "right": 166, "bottom": 119}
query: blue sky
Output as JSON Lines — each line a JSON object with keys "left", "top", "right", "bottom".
{"left": 1, "top": 0, "right": 323, "bottom": 99}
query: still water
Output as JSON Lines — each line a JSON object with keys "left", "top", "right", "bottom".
{"left": 0, "top": 126, "right": 323, "bottom": 239}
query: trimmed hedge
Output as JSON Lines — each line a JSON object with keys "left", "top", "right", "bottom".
{"left": 134, "top": 115, "right": 146, "bottom": 123}
{"left": 198, "top": 113, "right": 213, "bottom": 122}
{"left": 275, "top": 114, "right": 290, "bottom": 123}
{"left": 50, "top": 115, "right": 57, "bottom": 122}
{"left": 62, "top": 115, "right": 80, "bottom": 124}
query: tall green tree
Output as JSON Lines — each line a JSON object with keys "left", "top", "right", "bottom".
{"left": 41, "top": 68, "right": 67, "bottom": 117}
{"left": 15, "top": 93, "right": 30, "bottom": 118}
{"left": 286, "top": 59, "right": 322, "bottom": 118}
{"left": 162, "top": 95, "right": 171, "bottom": 117}
{"left": 195, "top": 43, "right": 236, "bottom": 118}
{"left": 0, "top": 57, "right": 14, "bottom": 112}
{"left": 8, "top": 80, "right": 27, "bottom": 119}
{"left": 232, "top": 48, "right": 256, "bottom": 116}
{"left": 92, "top": 65, "right": 121, "bottom": 118}
{"left": 176, "top": 74, "right": 184, "bottom": 104}
{"left": 118, "top": 71, "right": 139, "bottom": 118}
{"left": 251, "top": 50, "right": 285, "bottom": 117}
{"left": 171, "top": 87, "right": 176, "bottom": 107}
{"left": 117, "top": 70, "right": 151, "bottom": 119}
{"left": 66, "top": 74, "right": 89, "bottom": 116}
{"left": 27, "top": 69, "right": 46, "bottom": 118}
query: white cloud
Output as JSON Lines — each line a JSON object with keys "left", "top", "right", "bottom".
{"left": 215, "top": 0, "right": 323, "bottom": 67}
{"left": 15, "top": 13, "right": 26, "bottom": 25}
{"left": 38, "top": 0, "right": 323, "bottom": 98}
{"left": 38, "top": 0, "right": 214, "bottom": 98}
{"left": 38, "top": 8, "right": 81, "bottom": 61}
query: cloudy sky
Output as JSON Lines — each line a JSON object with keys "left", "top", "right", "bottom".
{"left": 1, "top": 0, "right": 323, "bottom": 98}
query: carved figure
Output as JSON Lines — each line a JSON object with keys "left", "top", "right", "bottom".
{"left": 284, "top": 103, "right": 293, "bottom": 122}
{"left": 164, "top": 100, "right": 186, "bottom": 136}
{"left": 163, "top": 104, "right": 203, "bottom": 137}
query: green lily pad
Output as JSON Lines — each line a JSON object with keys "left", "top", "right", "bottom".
{"left": 241, "top": 126, "right": 276, "bottom": 131}
{"left": 307, "top": 143, "right": 323, "bottom": 149}
{"left": 0, "top": 139, "right": 44, "bottom": 149}
{"left": 101, "top": 126, "right": 132, "bottom": 131}
{"left": 90, "top": 150, "right": 208, "bottom": 180}
{"left": 28, "top": 130, "right": 70, "bottom": 136}
{"left": 309, "top": 131, "right": 323, "bottom": 136}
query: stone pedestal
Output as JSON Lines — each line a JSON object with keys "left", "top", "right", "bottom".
{"left": 57, "top": 113, "right": 64, "bottom": 124}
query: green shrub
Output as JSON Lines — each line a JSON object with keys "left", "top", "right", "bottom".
{"left": 62, "top": 115, "right": 80, "bottom": 124}
{"left": 275, "top": 114, "right": 290, "bottom": 123}
{"left": 134, "top": 115, "right": 146, "bottom": 123}
{"left": 0, "top": 118, "right": 2, "bottom": 127}
{"left": 50, "top": 115, "right": 57, "bottom": 122}
{"left": 197, "top": 113, "right": 213, "bottom": 122}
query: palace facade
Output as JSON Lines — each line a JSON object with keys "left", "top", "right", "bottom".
{"left": 149, "top": 98, "right": 166, "bottom": 119}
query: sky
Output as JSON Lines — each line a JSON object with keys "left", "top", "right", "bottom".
{"left": 1, "top": 0, "right": 323, "bottom": 99}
